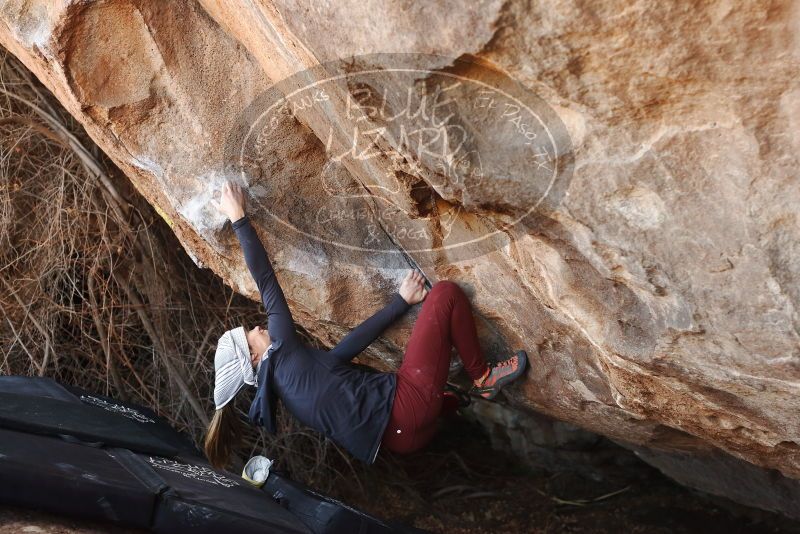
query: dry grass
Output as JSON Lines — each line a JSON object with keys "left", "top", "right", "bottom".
{"left": 0, "top": 48, "right": 378, "bottom": 495}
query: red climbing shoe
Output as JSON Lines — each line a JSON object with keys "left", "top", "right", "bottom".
{"left": 470, "top": 350, "right": 528, "bottom": 400}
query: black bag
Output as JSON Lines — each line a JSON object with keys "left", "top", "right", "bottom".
{"left": 0, "top": 376, "right": 203, "bottom": 461}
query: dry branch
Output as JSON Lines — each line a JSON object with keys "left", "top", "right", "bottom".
{"left": 0, "top": 47, "right": 391, "bottom": 505}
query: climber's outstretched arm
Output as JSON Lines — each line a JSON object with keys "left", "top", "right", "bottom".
{"left": 214, "top": 180, "right": 296, "bottom": 345}
{"left": 327, "top": 270, "right": 427, "bottom": 364}
{"left": 232, "top": 214, "right": 297, "bottom": 345}
{"left": 327, "top": 292, "right": 411, "bottom": 363}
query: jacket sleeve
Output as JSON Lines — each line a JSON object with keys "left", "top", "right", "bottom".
{"left": 327, "top": 292, "right": 411, "bottom": 364}
{"left": 232, "top": 215, "right": 297, "bottom": 345}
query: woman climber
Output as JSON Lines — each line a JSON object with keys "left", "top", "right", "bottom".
{"left": 204, "top": 180, "right": 528, "bottom": 469}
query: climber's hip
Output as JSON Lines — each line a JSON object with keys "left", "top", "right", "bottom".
{"left": 381, "top": 368, "right": 443, "bottom": 454}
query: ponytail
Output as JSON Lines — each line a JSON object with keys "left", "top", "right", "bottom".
{"left": 204, "top": 400, "right": 243, "bottom": 470}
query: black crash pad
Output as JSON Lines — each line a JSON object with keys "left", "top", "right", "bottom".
{"left": 0, "top": 427, "right": 310, "bottom": 533}
{"left": 0, "top": 376, "right": 203, "bottom": 461}
{"left": 0, "top": 375, "right": 423, "bottom": 533}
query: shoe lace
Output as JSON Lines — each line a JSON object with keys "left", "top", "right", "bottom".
{"left": 495, "top": 357, "right": 515, "bottom": 369}
{"left": 476, "top": 358, "right": 514, "bottom": 387}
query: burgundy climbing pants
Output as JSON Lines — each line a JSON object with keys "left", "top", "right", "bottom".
{"left": 381, "top": 280, "right": 489, "bottom": 454}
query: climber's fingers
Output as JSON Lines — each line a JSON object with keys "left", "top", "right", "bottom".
{"left": 209, "top": 195, "right": 221, "bottom": 212}
{"left": 212, "top": 181, "right": 247, "bottom": 219}
{"left": 404, "top": 269, "right": 423, "bottom": 286}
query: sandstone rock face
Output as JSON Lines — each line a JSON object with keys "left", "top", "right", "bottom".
{"left": 2, "top": 0, "right": 799, "bottom": 517}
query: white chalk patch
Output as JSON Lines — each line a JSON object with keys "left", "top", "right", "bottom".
{"left": 26, "top": 19, "right": 51, "bottom": 49}
{"left": 610, "top": 187, "right": 666, "bottom": 230}
{"left": 130, "top": 155, "right": 165, "bottom": 178}
{"left": 3, "top": 2, "right": 53, "bottom": 49}
{"left": 177, "top": 170, "right": 246, "bottom": 235}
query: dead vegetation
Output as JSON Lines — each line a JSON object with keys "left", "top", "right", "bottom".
{"left": 0, "top": 48, "right": 369, "bottom": 492}
{"left": 0, "top": 48, "right": 505, "bottom": 521}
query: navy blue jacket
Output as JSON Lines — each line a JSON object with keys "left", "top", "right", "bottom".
{"left": 231, "top": 215, "right": 410, "bottom": 464}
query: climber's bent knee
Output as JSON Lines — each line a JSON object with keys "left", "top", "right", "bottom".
{"left": 429, "top": 279, "right": 460, "bottom": 297}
